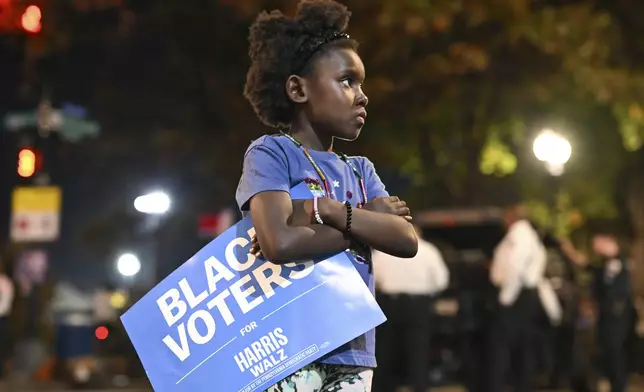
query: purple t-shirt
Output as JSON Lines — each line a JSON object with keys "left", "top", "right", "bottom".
{"left": 235, "top": 134, "right": 389, "bottom": 368}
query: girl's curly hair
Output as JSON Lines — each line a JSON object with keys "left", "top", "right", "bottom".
{"left": 244, "top": 0, "right": 358, "bottom": 128}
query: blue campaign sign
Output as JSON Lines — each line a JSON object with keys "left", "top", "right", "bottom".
{"left": 121, "top": 183, "right": 386, "bottom": 392}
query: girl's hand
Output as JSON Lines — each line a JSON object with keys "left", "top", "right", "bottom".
{"left": 250, "top": 234, "right": 263, "bottom": 259}
{"left": 250, "top": 199, "right": 320, "bottom": 258}
{"left": 363, "top": 196, "right": 412, "bottom": 222}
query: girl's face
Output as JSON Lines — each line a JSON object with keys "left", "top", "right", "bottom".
{"left": 300, "top": 47, "right": 368, "bottom": 141}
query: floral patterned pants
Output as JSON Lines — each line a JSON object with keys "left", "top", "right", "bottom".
{"left": 265, "top": 363, "right": 373, "bottom": 392}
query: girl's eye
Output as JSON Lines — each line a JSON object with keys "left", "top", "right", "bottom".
{"left": 342, "top": 78, "right": 364, "bottom": 89}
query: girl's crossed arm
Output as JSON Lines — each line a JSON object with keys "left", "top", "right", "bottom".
{"left": 249, "top": 192, "right": 417, "bottom": 263}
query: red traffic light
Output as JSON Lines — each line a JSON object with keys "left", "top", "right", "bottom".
{"left": 21, "top": 5, "right": 41, "bottom": 33}
{"left": 17, "top": 148, "right": 37, "bottom": 178}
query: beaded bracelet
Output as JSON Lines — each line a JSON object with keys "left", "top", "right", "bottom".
{"left": 313, "top": 196, "right": 324, "bottom": 225}
{"left": 344, "top": 201, "right": 353, "bottom": 235}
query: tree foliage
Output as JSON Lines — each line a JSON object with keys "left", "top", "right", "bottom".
{"left": 336, "top": 0, "right": 644, "bottom": 235}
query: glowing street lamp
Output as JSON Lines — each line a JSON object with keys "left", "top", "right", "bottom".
{"left": 133, "top": 191, "right": 171, "bottom": 215}
{"left": 116, "top": 253, "right": 141, "bottom": 277}
{"left": 533, "top": 129, "right": 572, "bottom": 176}
{"left": 131, "top": 190, "right": 171, "bottom": 285}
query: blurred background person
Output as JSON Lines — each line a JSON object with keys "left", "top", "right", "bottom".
{"left": 11, "top": 250, "right": 51, "bottom": 385}
{"left": 568, "top": 231, "right": 633, "bottom": 392}
{"left": 488, "top": 206, "right": 548, "bottom": 392}
{"left": 373, "top": 224, "right": 449, "bottom": 392}
{"left": 50, "top": 282, "right": 95, "bottom": 386}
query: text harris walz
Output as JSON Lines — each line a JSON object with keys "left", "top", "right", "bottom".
{"left": 156, "top": 227, "right": 315, "bottom": 361}
{"left": 234, "top": 327, "right": 289, "bottom": 377}
{"left": 238, "top": 343, "right": 321, "bottom": 392}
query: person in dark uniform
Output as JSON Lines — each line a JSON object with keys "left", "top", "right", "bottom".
{"left": 542, "top": 234, "right": 580, "bottom": 389}
{"left": 568, "top": 232, "right": 632, "bottom": 392}
{"left": 372, "top": 225, "right": 449, "bottom": 392}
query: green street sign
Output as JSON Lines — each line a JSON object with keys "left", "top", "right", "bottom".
{"left": 3, "top": 108, "right": 100, "bottom": 143}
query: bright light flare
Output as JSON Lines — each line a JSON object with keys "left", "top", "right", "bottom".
{"left": 21, "top": 5, "right": 42, "bottom": 33}
{"left": 116, "top": 253, "right": 141, "bottom": 277}
{"left": 134, "top": 191, "right": 171, "bottom": 215}
{"left": 533, "top": 129, "right": 572, "bottom": 176}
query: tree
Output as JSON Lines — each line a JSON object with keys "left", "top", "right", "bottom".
{"left": 332, "top": 0, "right": 644, "bottom": 236}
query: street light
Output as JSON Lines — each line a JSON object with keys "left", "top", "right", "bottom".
{"left": 132, "top": 190, "right": 171, "bottom": 285}
{"left": 134, "top": 191, "right": 171, "bottom": 215}
{"left": 116, "top": 253, "right": 141, "bottom": 277}
{"left": 533, "top": 129, "right": 572, "bottom": 176}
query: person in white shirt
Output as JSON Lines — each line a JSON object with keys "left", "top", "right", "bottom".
{"left": 488, "top": 205, "right": 558, "bottom": 392}
{"left": 0, "top": 262, "right": 15, "bottom": 380}
{"left": 372, "top": 225, "right": 449, "bottom": 392}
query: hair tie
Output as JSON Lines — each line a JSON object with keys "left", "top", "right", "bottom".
{"left": 291, "top": 31, "right": 350, "bottom": 74}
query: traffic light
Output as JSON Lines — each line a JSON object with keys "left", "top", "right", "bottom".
{"left": 17, "top": 148, "right": 37, "bottom": 178}
{"left": 21, "top": 5, "right": 41, "bottom": 33}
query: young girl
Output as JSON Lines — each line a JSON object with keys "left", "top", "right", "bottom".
{"left": 236, "top": 0, "right": 418, "bottom": 390}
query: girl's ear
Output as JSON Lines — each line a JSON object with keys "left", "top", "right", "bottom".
{"left": 286, "top": 75, "right": 308, "bottom": 104}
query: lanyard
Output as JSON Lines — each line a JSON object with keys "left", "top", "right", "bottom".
{"left": 280, "top": 132, "right": 368, "bottom": 205}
